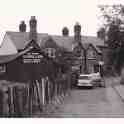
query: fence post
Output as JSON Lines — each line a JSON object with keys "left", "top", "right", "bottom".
{"left": 0, "top": 89, "right": 4, "bottom": 117}
{"left": 41, "top": 78, "right": 46, "bottom": 106}
{"left": 13, "top": 85, "right": 24, "bottom": 117}
{"left": 0, "top": 87, "right": 8, "bottom": 117}
{"left": 47, "top": 77, "right": 51, "bottom": 103}
{"left": 54, "top": 80, "right": 57, "bottom": 98}
{"left": 8, "top": 86, "right": 14, "bottom": 117}
{"left": 35, "top": 80, "right": 42, "bottom": 111}
{"left": 45, "top": 77, "right": 49, "bottom": 104}
{"left": 28, "top": 80, "right": 34, "bottom": 116}
{"left": 25, "top": 84, "right": 30, "bottom": 115}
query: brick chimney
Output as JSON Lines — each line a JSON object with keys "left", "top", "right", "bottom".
{"left": 29, "top": 16, "right": 37, "bottom": 41}
{"left": 74, "top": 22, "right": 81, "bottom": 42}
{"left": 62, "top": 27, "right": 69, "bottom": 36}
{"left": 97, "top": 28, "right": 105, "bottom": 40}
{"left": 19, "top": 21, "right": 26, "bottom": 32}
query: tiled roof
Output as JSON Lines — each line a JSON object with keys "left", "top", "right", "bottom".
{"left": 3, "top": 31, "right": 104, "bottom": 52}
{"left": 0, "top": 46, "right": 33, "bottom": 64}
{"left": 81, "top": 36, "right": 104, "bottom": 47}
{"left": 6, "top": 31, "right": 48, "bottom": 50}
{"left": 51, "top": 35, "right": 74, "bottom": 51}
{"left": 51, "top": 35, "right": 104, "bottom": 52}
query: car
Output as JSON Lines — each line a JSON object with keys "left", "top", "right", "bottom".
{"left": 89, "top": 72, "right": 103, "bottom": 87}
{"left": 77, "top": 74, "right": 94, "bottom": 88}
{"left": 77, "top": 72, "right": 104, "bottom": 88}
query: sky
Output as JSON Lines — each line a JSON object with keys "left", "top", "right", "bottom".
{"left": 0, "top": 0, "right": 124, "bottom": 44}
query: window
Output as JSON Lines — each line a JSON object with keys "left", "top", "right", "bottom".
{"left": 45, "top": 48, "right": 56, "bottom": 58}
{"left": 87, "top": 47, "right": 96, "bottom": 59}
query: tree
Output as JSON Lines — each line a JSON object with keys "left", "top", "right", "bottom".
{"left": 98, "top": 5, "right": 124, "bottom": 74}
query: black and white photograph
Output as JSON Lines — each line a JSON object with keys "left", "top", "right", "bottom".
{"left": 0, "top": 0, "right": 124, "bottom": 120}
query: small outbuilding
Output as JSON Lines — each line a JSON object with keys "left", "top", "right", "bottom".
{"left": 0, "top": 41, "right": 59, "bottom": 82}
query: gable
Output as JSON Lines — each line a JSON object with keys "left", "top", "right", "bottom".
{"left": 73, "top": 42, "right": 85, "bottom": 57}
{"left": 0, "top": 34, "right": 17, "bottom": 55}
{"left": 24, "top": 39, "right": 41, "bottom": 51}
{"left": 87, "top": 44, "right": 97, "bottom": 59}
{"left": 42, "top": 37, "right": 59, "bottom": 49}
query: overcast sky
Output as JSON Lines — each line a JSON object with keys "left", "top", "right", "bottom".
{"left": 0, "top": 0, "right": 124, "bottom": 44}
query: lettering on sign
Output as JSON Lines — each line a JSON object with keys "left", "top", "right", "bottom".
{"left": 23, "top": 52, "right": 43, "bottom": 64}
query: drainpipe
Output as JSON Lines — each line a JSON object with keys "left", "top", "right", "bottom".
{"left": 84, "top": 49, "right": 87, "bottom": 74}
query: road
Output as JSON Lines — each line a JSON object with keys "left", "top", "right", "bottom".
{"left": 44, "top": 78, "right": 124, "bottom": 118}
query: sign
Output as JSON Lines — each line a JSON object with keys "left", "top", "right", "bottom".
{"left": 23, "top": 52, "right": 43, "bottom": 64}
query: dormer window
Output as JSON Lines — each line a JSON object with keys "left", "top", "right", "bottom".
{"left": 87, "top": 47, "right": 96, "bottom": 59}
{"left": 45, "top": 48, "right": 56, "bottom": 58}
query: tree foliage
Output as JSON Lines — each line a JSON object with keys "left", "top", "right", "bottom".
{"left": 98, "top": 5, "right": 124, "bottom": 74}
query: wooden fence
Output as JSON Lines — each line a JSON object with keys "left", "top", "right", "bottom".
{"left": 0, "top": 73, "right": 71, "bottom": 117}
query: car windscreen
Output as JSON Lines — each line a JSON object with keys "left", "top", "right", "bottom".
{"left": 79, "top": 76, "right": 90, "bottom": 79}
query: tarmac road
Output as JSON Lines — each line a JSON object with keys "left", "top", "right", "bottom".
{"left": 44, "top": 78, "right": 124, "bottom": 118}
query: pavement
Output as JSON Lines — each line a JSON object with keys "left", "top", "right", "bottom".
{"left": 106, "top": 76, "right": 124, "bottom": 102}
{"left": 114, "top": 85, "right": 124, "bottom": 102}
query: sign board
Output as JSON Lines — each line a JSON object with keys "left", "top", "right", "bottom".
{"left": 23, "top": 52, "right": 43, "bottom": 64}
{"left": 22, "top": 50, "right": 45, "bottom": 80}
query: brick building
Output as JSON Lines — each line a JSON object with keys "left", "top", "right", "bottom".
{"left": 0, "top": 16, "right": 105, "bottom": 74}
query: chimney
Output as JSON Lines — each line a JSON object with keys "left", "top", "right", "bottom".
{"left": 29, "top": 16, "right": 37, "bottom": 41}
{"left": 19, "top": 21, "right": 26, "bottom": 32}
{"left": 97, "top": 28, "right": 105, "bottom": 40}
{"left": 74, "top": 22, "right": 81, "bottom": 42}
{"left": 62, "top": 27, "right": 69, "bottom": 36}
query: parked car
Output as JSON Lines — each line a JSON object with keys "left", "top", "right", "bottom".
{"left": 89, "top": 72, "right": 103, "bottom": 87}
{"left": 77, "top": 74, "right": 94, "bottom": 88}
{"left": 77, "top": 72, "right": 104, "bottom": 88}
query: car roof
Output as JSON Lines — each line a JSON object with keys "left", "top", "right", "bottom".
{"left": 79, "top": 74, "right": 91, "bottom": 77}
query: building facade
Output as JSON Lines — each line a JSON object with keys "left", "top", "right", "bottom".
{"left": 0, "top": 16, "right": 105, "bottom": 74}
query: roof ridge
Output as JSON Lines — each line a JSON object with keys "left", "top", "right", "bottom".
{"left": 6, "top": 31, "right": 49, "bottom": 35}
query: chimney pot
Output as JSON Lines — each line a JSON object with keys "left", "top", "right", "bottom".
{"left": 62, "top": 27, "right": 69, "bottom": 36}
{"left": 29, "top": 16, "right": 37, "bottom": 41}
{"left": 19, "top": 21, "right": 26, "bottom": 32}
{"left": 74, "top": 22, "right": 81, "bottom": 42}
